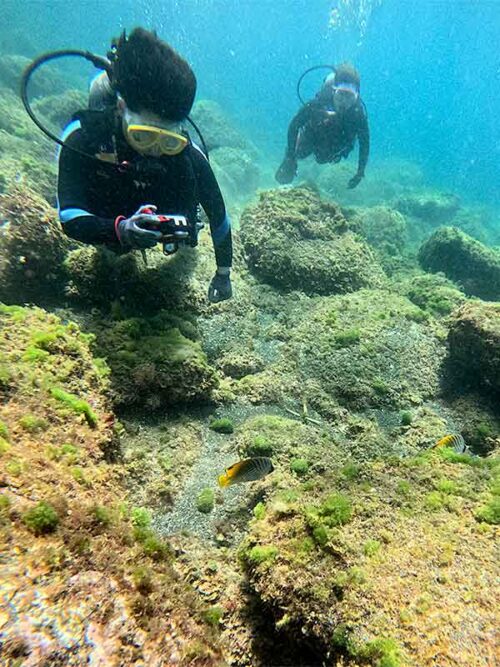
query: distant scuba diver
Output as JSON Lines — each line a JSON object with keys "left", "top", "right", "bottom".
{"left": 275, "top": 62, "right": 370, "bottom": 189}
{"left": 23, "top": 28, "right": 232, "bottom": 303}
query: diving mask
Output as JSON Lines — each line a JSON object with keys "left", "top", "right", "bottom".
{"left": 123, "top": 108, "right": 188, "bottom": 156}
{"left": 333, "top": 82, "right": 359, "bottom": 111}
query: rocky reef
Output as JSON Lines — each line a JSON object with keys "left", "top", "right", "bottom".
{"left": 419, "top": 227, "right": 500, "bottom": 300}
{"left": 0, "top": 304, "right": 224, "bottom": 664}
{"left": 0, "top": 77, "right": 499, "bottom": 667}
{"left": 240, "top": 187, "right": 385, "bottom": 294}
{"left": 447, "top": 301, "right": 500, "bottom": 397}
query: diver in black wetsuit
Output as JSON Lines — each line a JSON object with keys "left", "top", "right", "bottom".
{"left": 276, "top": 63, "right": 369, "bottom": 189}
{"left": 57, "top": 28, "right": 232, "bottom": 303}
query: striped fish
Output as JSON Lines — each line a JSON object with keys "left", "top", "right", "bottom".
{"left": 218, "top": 457, "right": 274, "bottom": 487}
{"left": 434, "top": 434, "right": 468, "bottom": 454}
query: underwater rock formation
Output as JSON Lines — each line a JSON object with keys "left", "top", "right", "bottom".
{"left": 447, "top": 301, "right": 500, "bottom": 397}
{"left": 211, "top": 146, "right": 261, "bottom": 199}
{"left": 0, "top": 185, "right": 73, "bottom": 303}
{"left": 0, "top": 303, "right": 224, "bottom": 665}
{"left": 395, "top": 190, "right": 460, "bottom": 225}
{"left": 0, "top": 54, "right": 67, "bottom": 98}
{"left": 397, "top": 272, "right": 468, "bottom": 317}
{"left": 33, "top": 88, "right": 87, "bottom": 131}
{"left": 240, "top": 187, "right": 385, "bottom": 295}
{"left": 64, "top": 241, "right": 205, "bottom": 314}
{"left": 240, "top": 449, "right": 498, "bottom": 667}
{"left": 191, "top": 99, "right": 256, "bottom": 154}
{"left": 289, "top": 288, "right": 445, "bottom": 411}
{"left": 351, "top": 205, "right": 409, "bottom": 273}
{"left": 419, "top": 227, "right": 500, "bottom": 300}
{"left": 96, "top": 311, "right": 219, "bottom": 411}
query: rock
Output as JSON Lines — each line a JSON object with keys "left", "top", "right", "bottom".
{"left": 447, "top": 301, "right": 500, "bottom": 396}
{"left": 240, "top": 187, "right": 386, "bottom": 295}
{"left": 190, "top": 99, "right": 255, "bottom": 154}
{"left": 241, "top": 451, "right": 499, "bottom": 667}
{"left": 0, "top": 304, "right": 223, "bottom": 664}
{"left": 33, "top": 89, "right": 87, "bottom": 131}
{"left": 211, "top": 146, "right": 260, "bottom": 199}
{"left": 0, "top": 185, "right": 73, "bottom": 304}
{"left": 352, "top": 205, "right": 408, "bottom": 273}
{"left": 395, "top": 190, "right": 460, "bottom": 225}
{"left": 0, "top": 54, "right": 66, "bottom": 98}
{"left": 96, "top": 312, "right": 219, "bottom": 410}
{"left": 418, "top": 227, "right": 500, "bottom": 300}
{"left": 289, "top": 289, "right": 446, "bottom": 410}
{"left": 398, "top": 272, "right": 468, "bottom": 317}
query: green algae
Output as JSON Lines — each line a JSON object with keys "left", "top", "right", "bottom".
{"left": 0, "top": 437, "right": 11, "bottom": 456}
{"left": 202, "top": 606, "right": 223, "bottom": 627}
{"left": 400, "top": 410, "right": 413, "bottom": 426}
{"left": 253, "top": 502, "right": 266, "bottom": 519}
{"left": 475, "top": 496, "right": 500, "bottom": 525}
{"left": 290, "top": 458, "right": 309, "bottom": 475}
{"left": 18, "top": 414, "right": 48, "bottom": 433}
{"left": 247, "top": 545, "right": 279, "bottom": 565}
{"left": 318, "top": 493, "right": 353, "bottom": 526}
{"left": 22, "top": 501, "right": 59, "bottom": 535}
{"left": 363, "top": 539, "right": 382, "bottom": 556}
{"left": 196, "top": 488, "right": 215, "bottom": 514}
{"left": 132, "top": 565, "right": 154, "bottom": 594}
{"left": 209, "top": 417, "right": 234, "bottom": 433}
{"left": 131, "top": 507, "right": 152, "bottom": 528}
{"left": 50, "top": 387, "right": 97, "bottom": 428}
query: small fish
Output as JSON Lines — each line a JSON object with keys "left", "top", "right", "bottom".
{"left": 218, "top": 457, "right": 274, "bottom": 487}
{"left": 434, "top": 434, "right": 468, "bottom": 454}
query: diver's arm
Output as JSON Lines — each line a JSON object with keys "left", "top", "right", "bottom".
{"left": 191, "top": 146, "right": 233, "bottom": 269}
{"left": 356, "top": 107, "right": 370, "bottom": 176}
{"left": 57, "top": 127, "right": 118, "bottom": 244}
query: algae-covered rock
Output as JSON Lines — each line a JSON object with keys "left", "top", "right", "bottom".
{"left": 398, "top": 272, "right": 468, "bottom": 317}
{"left": 191, "top": 99, "right": 255, "bottom": 153}
{"left": 290, "top": 289, "right": 445, "bottom": 410}
{"left": 353, "top": 205, "right": 409, "bottom": 273}
{"left": 395, "top": 190, "right": 460, "bottom": 225}
{"left": 419, "top": 227, "right": 500, "bottom": 300}
{"left": 211, "top": 146, "right": 261, "bottom": 198}
{"left": 64, "top": 242, "right": 203, "bottom": 314}
{"left": 0, "top": 185, "right": 73, "bottom": 303}
{"left": 97, "top": 312, "right": 219, "bottom": 410}
{"left": 0, "top": 54, "right": 66, "bottom": 98}
{"left": 33, "top": 89, "right": 87, "bottom": 131}
{"left": 447, "top": 301, "right": 500, "bottom": 396}
{"left": 242, "top": 451, "right": 499, "bottom": 666}
{"left": 240, "top": 187, "right": 385, "bottom": 295}
{"left": 0, "top": 303, "right": 224, "bottom": 664}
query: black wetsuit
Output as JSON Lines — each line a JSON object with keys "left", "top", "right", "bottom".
{"left": 57, "top": 109, "right": 232, "bottom": 267}
{"left": 286, "top": 85, "right": 369, "bottom": 173}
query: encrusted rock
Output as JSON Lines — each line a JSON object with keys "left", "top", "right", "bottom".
{"left": 419, "top": 227, "right": 500, "bottom": 300}
{"left": 447, "top": 301, "right": 500, "bottom": 396}
{"left": 240, "top": 187, "right": 385, "bottom": 295}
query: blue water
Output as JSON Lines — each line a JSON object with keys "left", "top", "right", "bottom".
{"left": 4, "top": 0, "right": 500, "bottom": 205}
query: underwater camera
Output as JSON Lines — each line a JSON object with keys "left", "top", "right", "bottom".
{"left": 142, "top": 209, "right": 204, "bottom": 256}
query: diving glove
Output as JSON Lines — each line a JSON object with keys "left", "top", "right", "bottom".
{"left": 115, "top": 204, "right": 162, "bottom": 249}
{"left": 208, "top": 269, "right": 232, "bottom": 303}
{"left": 347, "top": 172, "right": 363, "bottom": 189}
{"left": 275, "top": 156, "right": 297, "bottom": 185}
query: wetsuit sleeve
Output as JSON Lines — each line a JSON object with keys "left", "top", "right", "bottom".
{"left": 191, "top": 147, "right": 233, "bottom": 268}
{"left": 57, "top": 125, "right": 118, "bottom": 244}
{"left": 356, "top": 108, "right": 370, "bottom": 176}
{"left": 286, "top": 103, "right": 315, "bottom": 158}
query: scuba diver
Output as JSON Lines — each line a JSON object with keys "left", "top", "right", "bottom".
{"left": 275, "top": 63, "right": 369, "bottom": 189}
{"left": 56, "top": 28, "right": 233, "bottom": 303}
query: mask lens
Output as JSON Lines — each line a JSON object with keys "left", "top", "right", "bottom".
{"left": 158, "top": 132, "right": 188, "bottom": 155}
{"left": 127, "top": 126, "right": 158, "bottom": 150}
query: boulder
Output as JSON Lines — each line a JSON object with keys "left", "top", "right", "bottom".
{"left": 419, "top": 227, "right": 500, "bottom": 300}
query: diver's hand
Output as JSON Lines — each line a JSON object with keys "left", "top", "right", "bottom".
{"left": 208, "top": 270, "right": 232, "bottom": 303}
{"left": 115, "top": 204, "right": 162, "bottom": 249}
{"left": 347, "top": 172, "right": 363, "bottom": 189}
{"left": 275, "top": 156, "right": 297, "bottom": 185}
